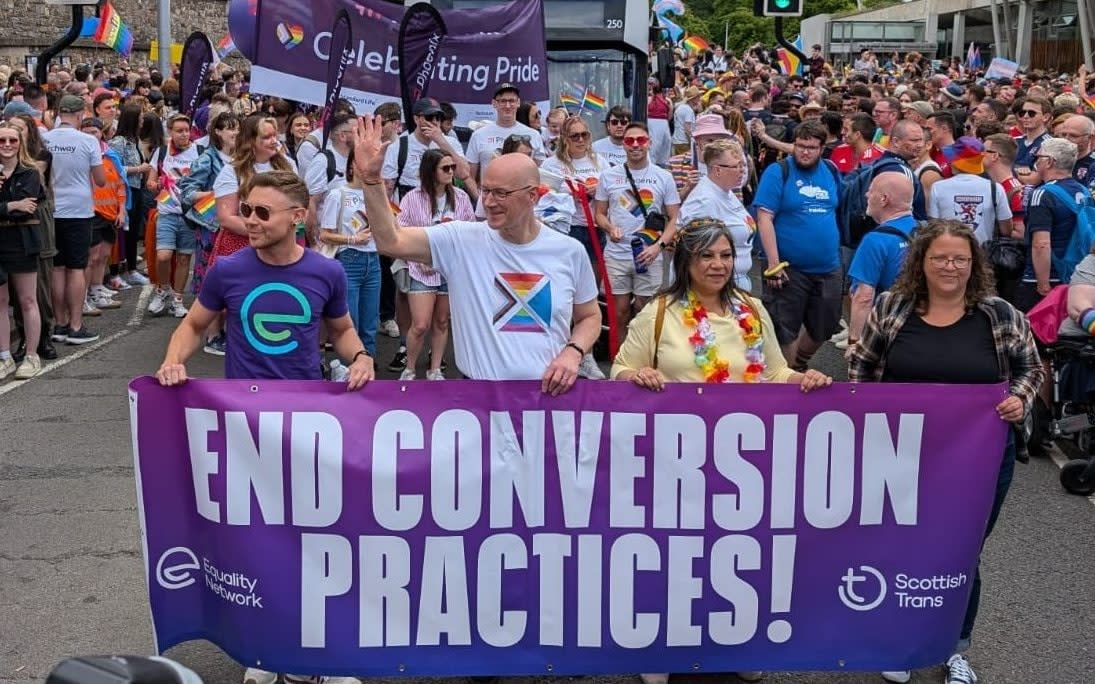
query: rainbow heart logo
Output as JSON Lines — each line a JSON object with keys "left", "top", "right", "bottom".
{"left": 276, "top": 23, "right": 304, "bottom": 49}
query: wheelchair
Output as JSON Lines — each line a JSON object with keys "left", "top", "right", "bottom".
{"left": 1041, "top": 331, "right": 1095, "bottom": 496}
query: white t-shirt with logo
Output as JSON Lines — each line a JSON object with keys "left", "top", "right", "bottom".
{"left": 465, "top": 121, "right": 545, "bottom": 174}
{"left": 427, "top": 221, "right": 597, "bottom": 380}
{"left": 44, "top": 125, "right": 103, "bottom": 219}
{"left": 150, "top": 144, "right": 200, "bottom": 215}
{"left": 928, "top": 174, "right": 1012, "bottom": 244}
{"left": 319, "top": 185, "right": 375, "bottom": 253}
{"left": 591, "top": 137, "right": 627, "bottom": 167}
{"left": 381, "top": 133, "right": 466, "bottom": 189}
{"left": 540, "top": 154, "right": 607, "bottom": 228}
{"left": 212, "top": 158, "right": 299, "bottom": 198}
{"left": 595, "top": 162, "right": 681, "bottom": 261}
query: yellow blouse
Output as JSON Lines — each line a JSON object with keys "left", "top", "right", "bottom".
{"left": 611, "top": 296, "right": 797, "bottom": 384}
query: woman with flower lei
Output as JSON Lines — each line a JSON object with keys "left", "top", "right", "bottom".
{"left": 611, "top": 217, "right": 832, "bottom": 392}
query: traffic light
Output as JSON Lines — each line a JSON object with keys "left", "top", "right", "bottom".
{"left": 754, "top": 0, "right": 802, "bottom": 17}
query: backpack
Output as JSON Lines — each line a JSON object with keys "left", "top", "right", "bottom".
{"left": 321, "top": 148, "right": 343, "bottom": 184}
{"left": 836, "top": 157, "right": 921, "bottom": 249}
{"left": 1042, "top": 182, "right": 1095, "bottom": 283}
{"left": 395, "top": 136, "right": 413, "bottom": 199}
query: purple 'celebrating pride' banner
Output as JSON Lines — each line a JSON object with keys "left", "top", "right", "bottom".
{"left": 128, "top": 378, "right": 1007, "bottom": 676}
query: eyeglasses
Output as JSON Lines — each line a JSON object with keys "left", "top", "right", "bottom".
{"left": 928, "top": 255, "right": 972, "bottom": 269}
{"left": 439, "top": 164, "right": 456, "bottom": 172}
{"left": 239, "top": 202, "right": 302, "bottom": 221}
{"left": 383, "top": 118, "right": 401, "bottom": 125}
{"left": 0, "top": 137, "right": 20, "bottom": 145}
{"left": 712, "top": 162, "right": 742, "bottom": 171}
{"left": 494, "top": 98, "right": 520, "bottom": 106}
{"left": 568, "top": 131, "right": 591, "bottom": 141}
{"left": 1018, "top": 109, "right": 1042, "bottom": 118}
{"left": 793, "top": 143, "right": 822, "bottom": 152}
{"left": 480, "top": 185, "right": 532, "bottom": 200}
{"left": 623, "top": 135, "right": 649, "bottom": 146}
{"left": 608, "top": 118, "right": 631, "bottom": 126}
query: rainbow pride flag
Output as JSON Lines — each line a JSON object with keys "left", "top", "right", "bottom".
{"left": 682, "top": 35, "right": 709, "bottom": 54}
{"left": 583, "top": 91, "right": 607, "bottom": 113}
{"left": 873, "top": 128, "right": 890, "bottom": 149}
{"left": 217, "top": 34, "right": 236, "bottom": 59}
{"left": 1084, "top": 93, "right": 1095, "bottom": 111}
{"left": 560, "top": 91, "right": 581, "bottom": 110}
{"left": 93, "top": 2, "right": 134, "bottom": 57}
{"left": 635, "top": 227, "right": 662, "bottom": 245}
{"left": 192, "top": 192, "right": 216, "bottom": 223}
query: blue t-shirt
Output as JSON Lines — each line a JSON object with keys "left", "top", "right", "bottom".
{"left": 1014, "top": 131, "right": 1051, "bottom": 170}
{"left": 1073, "top": 153, "right": 1095, "bottom": 194}
{"left": 1023, "top": 178, "right": 1090, "bottom": 282}
{"left": 752, "top": 160, "right": 841, "bottom": 274}
{"left": 848, "top": 214, "right": 916, "bottom": 292}
{"left": 198, "top": 247, "right": 349, "bottom": 379}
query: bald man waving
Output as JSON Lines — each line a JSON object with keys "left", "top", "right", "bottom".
{"left": 351, "top": 114, "right": 601, "bottom": 394}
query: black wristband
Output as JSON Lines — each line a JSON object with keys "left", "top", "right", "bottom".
{"left": 564, "top": 342, "right": 585, "bottom": 357}
{"left": 352, "top": 349, "right": 371, "bottom": 363}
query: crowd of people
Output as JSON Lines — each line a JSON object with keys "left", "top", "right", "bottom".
{"left": 2, "top": 40, "right": 1093, "bottom": 684}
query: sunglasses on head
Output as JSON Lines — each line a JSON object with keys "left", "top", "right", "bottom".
{"left": 506, "top": 134, "right": 532, "bottom": 144}
{"left": 239, "top": 201, "right": 301, "bottom": 221}
{"left": 623, "top": 135, "right": 649, "bottom": 146}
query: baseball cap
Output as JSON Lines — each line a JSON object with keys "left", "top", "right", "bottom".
{"left": 493, "top": 82, "right": 520, "bottom": 98}
{"left": 2, "top": 100, "right": 38, "bottom": 119}
{"left": 58, "top": 95, "right": 86, "bottom": 114}
{"left": 901, "top": 101, "right": 934, "bottom": 118}
{"left": 411, "top": 98, "right": 443, "bottom": 118}
{"left": 786, "top": 91, "right": 807, "bottom": 103}
{"left": 943, "top": 83, "right": 966, "bottom": 101}
{"left": 943, "top": 136, "right": 985, "bottom": 174}
{"left": 80, "top": 116, "right": 104, "bottom": 130}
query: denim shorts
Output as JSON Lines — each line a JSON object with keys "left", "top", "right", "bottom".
{"left": 155, "top": 212, "right": 197, "bottom": 254}
{"left": 408, "top": 277, "right": 448, "bottom": 294}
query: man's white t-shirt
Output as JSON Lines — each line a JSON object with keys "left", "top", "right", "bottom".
{"left": 595, "top": 162, "right": 681, "bottom": 261}
{"left": 45, "top": 125, "right": 103, "bottom": 219}
{"left": 678, "top": 175, "right": 755, "bottom": 290}
{"left": 540, "top": 154, "right": 607, "bottom": 228}
{"left": 591, "top": 137, "right": 627, "bottom": 167}
{"left": 212, "top": 158, "right": 299, "bottom": 198}
{"left": 382, "top": 133, "right": 466, "bottom": 189}
{"left": 427, "top": 221, "right": 597, "bottom": 380}
{"left": 150, "top": 144, "right": 200, "bottom": 215}
{"left": 672, "top": 103, "right": 696, "bottom": 145}
{"left": 465, "top": 121, "right": 545, "bottom": 173}
{"left": 928, "top": 174, "right": 1012, "bottom": 244}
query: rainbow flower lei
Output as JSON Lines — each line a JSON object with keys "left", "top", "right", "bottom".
{"left": 683, "top": 291, "right": 766, "bottom": 383}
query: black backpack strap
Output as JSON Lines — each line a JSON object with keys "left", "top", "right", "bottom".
{"left": 156, "top": 144, "right": 167, "bottom": 177}
{"left": 323, "top": 148, "right": 341, "bottom": 183}
{"left": 873, "top": 225, "right": 907, "bottom": 239}
{"left": 778, "top": 157, "right": 790, "bottom": 183}
{"left": 396, "top": 136, "right": 409, "bottom": 184}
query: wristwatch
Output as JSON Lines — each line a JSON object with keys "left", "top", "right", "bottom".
{"left": 352, "top": 349, "right": 371, "bottom": 363}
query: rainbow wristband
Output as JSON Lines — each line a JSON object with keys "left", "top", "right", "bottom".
{"left": 1081, "top": 308, "right": 1095, "bottom": 335}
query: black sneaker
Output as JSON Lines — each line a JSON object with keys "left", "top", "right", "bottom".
{"left": 51, "top": 324, "right": 71, "bottom": 343}
{"left": 65, "top": 327, "right": 100, "bottom": 345}
{"left": 387, "top": 346, "right": 407, "bottom": 372}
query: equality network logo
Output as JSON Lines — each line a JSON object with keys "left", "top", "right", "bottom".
{"left": 276, "top": 22, "right": 304, "bottom": 49}
{"left": 838, "top": 565, "right": 887, "bottom": 611}
{"left": 240, "top": 282, "right": 312, "bottom": 355}
{"left": 156, "top": 546, "right": 200, "bottom": 590}
{"left": 493, "top": 272, "right": 551, "bottom": 333}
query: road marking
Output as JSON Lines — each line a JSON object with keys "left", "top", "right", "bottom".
{"left": 1049, "top": 447, "right": 1095, "bottom": 509}
{"left": 0, "top": 285, "right": 152, "bottom": 398}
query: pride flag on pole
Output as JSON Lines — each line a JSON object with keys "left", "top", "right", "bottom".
{"left": 776, "top": 35, "right": 804, "bottom": 76}
{"left": 217, "top": 34, "right": 236, "bottom": 59}
{"left": 682, "top": 35, "right": 709, "bottom": 54}
{"left": 583, "top": 90, "right": 606, "bottom": 113}
{"left": 93, "top": 2, "right": 135, "bottom": 57}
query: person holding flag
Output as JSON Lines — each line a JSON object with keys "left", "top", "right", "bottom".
{"left": 146, "top": 114, "right": 199, "bottom": 318}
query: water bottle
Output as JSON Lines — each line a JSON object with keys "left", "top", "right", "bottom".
{"left": 329, "top": 359, "right": 350, "bottom": 382}
{"left": 631, "top": 236, "right": 648, "bottom": 274}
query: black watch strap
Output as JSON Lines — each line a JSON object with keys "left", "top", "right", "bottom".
{"left": 352, "top": 349, "right": 371, "bottom": 363}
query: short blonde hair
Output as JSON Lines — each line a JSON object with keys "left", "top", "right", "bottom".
{"left": 1054, "top": 92, "right": 1081, "bottom": 110}
{"left": 701, "top": 138, "right": 744, "bottom": 166}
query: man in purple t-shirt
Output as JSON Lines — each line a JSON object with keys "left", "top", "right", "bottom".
{"left": 156, "top": 171, "right": 374, "bottom": 389}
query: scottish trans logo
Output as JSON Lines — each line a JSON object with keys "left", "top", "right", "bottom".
{"left": 838, "top": 565, "right": 887, "bottom": 611}
{"left": 240, "top": 282, "right": 311, "bottom": 355}
{"left": 276, "top": 23, "right": 304, "bottom": 49}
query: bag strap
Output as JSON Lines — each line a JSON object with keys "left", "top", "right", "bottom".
{"left": 873, "top": 225, "right": 907, "bottom": 239}
{"left": 623, "top": 164, "right": 649, "bottom": 218}
{"left": 396, "top": 136, "right": 410, "bottom": 184}
{"left": 652, "top": 295, "right": 668, "bottom": 370}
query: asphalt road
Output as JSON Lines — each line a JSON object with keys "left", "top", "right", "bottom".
{"left": 2, "top": 287, "right": 1094, "bottom": 683}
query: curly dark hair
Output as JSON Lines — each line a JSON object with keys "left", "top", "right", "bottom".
{"left": 890, "top": 219, "right": 995, "bottom": 311}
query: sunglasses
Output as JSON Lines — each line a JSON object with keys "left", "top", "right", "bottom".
{"left": 439, "top": 164, "right": 456, "bottom": 172}
{"left": 608, "top": 118, "right": 631, "bottom": 125}
{"left": 1018, "top": 110, "right": 1042, "bottom": 118}
{"left": 239, "top": 201, "right": 302, "bottom": 221}
{"left": 568, "top": 131, "right": 591, "bottom": 141}
{"left": 506, "top": 134, "right": 531, "bottom": 144}
{"left": 623, "top": 135, "right": 649, "bottom": 146}
{"left": 0, "top": 137, "right": 20, "bottom": 144}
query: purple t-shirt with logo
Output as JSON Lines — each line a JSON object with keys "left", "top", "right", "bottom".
{"left": 198, "top": 247, "right": 348, "bottom": 380}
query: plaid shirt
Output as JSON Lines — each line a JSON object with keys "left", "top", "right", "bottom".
{"left": 848, "top": 292, "right": 1045, "bottom": 417}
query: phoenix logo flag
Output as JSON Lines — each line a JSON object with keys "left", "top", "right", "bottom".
{"left": 179, "top": 32, "right": 216, "bottom": 118}
{"left": 320, "top": 9, "right": 354, "bottom": 148}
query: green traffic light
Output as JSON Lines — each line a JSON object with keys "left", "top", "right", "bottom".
{"left": 775, "top": 0, "right": 791, "bottom": 7}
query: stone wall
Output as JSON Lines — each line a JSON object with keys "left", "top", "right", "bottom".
{"left": 0, "top": 0, "right": 231, "bottom": 70}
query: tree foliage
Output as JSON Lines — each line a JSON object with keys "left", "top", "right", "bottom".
{"left": 671, "top": 0, "right": 860, "bottom": 53}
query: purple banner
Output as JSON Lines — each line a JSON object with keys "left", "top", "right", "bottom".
{"left": 319, "top": 9, "right": 353, "bottom": 149}
{"left": 398, "top": 2, "right": 448, "bottom": 132}
{"left": 234, "top": 0, "right": 547, "bottom": 123}
{"left": 129, "top": 378, "right": 1008, "bottom": 676}
{"left": 179, "top": 32, "right": 215, "bottom": 119}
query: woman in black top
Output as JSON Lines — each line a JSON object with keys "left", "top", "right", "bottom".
{"left": 848, "top": 220, "right": 1044, "bottom": 684}
{"left": 0, "top": 122, "right": 44, "bottom": 380}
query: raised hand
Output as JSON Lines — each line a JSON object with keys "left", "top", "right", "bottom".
{"left": 350, "top": 114, "right": 391, "bottom": 184}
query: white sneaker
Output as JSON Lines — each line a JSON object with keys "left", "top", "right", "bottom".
{"left": 91, "top": 293, "right": 121, "bottom": 310}
{"left": 0, "top": 357, "right": 16, "bottom": 380}
{"left": 945, "top": 654, "right": 977, "bottom": 684}
{"left": 169, "top": 297, "right": 188, "bottom": 318}
{"left": 426, "top": 369, "right": 445, "bottom": 380}
{"left": 92, "top": 284, "right": 119, "bottom": 298}
{"left": 83, "top": 299, "right": 102, "bottom": 316}
{"left": 242, "top": 668, "right": 278, "bottom": 684}
{"left": 379, "top": 318, "right": 400, "bottom": 338}
{"left": 830, "top": 326, "right": 849, "bottom": 344}
{"left": 14, "top": 355, "right": 41, "bottom": 380}
{"left": 399, "top": 368, "right": 417, "bottom": 381}
{"left": 881, "top": 672, "right": 911, "bottom": 683}
{"left": 578, "top": 353, "right": 606, "bottom": 379}
{"left": 108, "top": 275, "right": 132, "bottom": 290}
{"left": 148, "top": 288, "right": 169, "bottom": 315}
{"left": 125, "top": 270, "right": 150, "bottom": 285}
